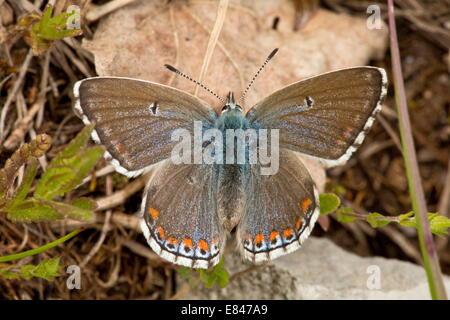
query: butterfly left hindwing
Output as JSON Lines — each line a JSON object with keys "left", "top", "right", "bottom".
{"left": 140, "top": 159, "right": 225, "bottom": 269}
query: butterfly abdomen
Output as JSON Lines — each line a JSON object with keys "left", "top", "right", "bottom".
{"left": 216, "top": 164, "right": 246, "bottom": 232}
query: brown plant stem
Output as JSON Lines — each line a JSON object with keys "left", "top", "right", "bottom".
{"left": 0, "top": 134, "right": 52, "bottom": 199}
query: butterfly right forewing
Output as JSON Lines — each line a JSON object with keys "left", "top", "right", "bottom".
{"left": 246, "top": 67, "right": 387, "bottom": 167}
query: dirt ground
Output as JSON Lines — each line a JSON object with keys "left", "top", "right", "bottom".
{"left": 0, "top": 0, "right": 449, "bottom": 299}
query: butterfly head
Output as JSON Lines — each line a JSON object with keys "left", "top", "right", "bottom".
{"left": 221, "top": 92, "right": 243, "bottom": 114}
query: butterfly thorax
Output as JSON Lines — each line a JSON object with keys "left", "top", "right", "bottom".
{"left": 215, "top": 92, "right": 250, "bottom": 165}
{"left": 216, "top": 92, "right": 246, "bottom": 130}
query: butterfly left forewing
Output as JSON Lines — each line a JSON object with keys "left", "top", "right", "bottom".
{"left": 140, "top": 160, "right": 224, "bottom": 269}
{"left": 237, "top": 150, "right": 319, "bottom": 263}
{"left": 246, "top": 67, "right": 387, "bottom": 167}
{"left": 74, "top": 77, "right": 217, "bottom": 177}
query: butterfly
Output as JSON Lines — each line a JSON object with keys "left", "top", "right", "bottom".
{"left": 73, "top": 49, "right": 387, "bottom": 269}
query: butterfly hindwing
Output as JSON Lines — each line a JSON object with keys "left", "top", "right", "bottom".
{"left": 237, "top": 150, "right": 320, "bottom": 263}
{"left": 246, "top": 67, "right": 387, "bottom": 167}
{"left": 74, "top": 77, "right": 217, "bottom": 177}
{"left": 140, "top": 160, "right": 224, "bottom": 269}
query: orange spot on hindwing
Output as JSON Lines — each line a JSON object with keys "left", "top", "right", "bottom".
{"left": 181, "top": 238, "right": 194, "bottom": 255}
{"left": 165, "top": 237, "right": 179, "bottom": 251}
{"left": 283, "top": 229, "right": 294, "bottom": 240}
{"left": 148, "top": 207, "right": 159, "bottom": 220}
{"left": 198, "top": 240, "right": 209, "bottom": 252}
{"left": 301, "top": 198, "right": 312, "bottom": 212}
{"left": 269, "top": 231, "right": 278, "bottom": 241}
{"left": 296, "top": 216, "right": 304, "bottom": 230}
{"left": 254, "top": 234, "right": 264, "bottom": 244}
{"left": 155, "top": 226, "right": 165, "bottom": 241}
{"left": 183, "top": 238, "right": 193, "bottom": 247}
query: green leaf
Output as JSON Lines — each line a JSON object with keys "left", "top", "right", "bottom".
{"left": 197, "top": 258, "right": 229, "bottom": 289}
{"left": 24, "top": 5, "right": 82, "bottom": 55}
{"left": 71, "top": 197, "right": 98, "bottom": 212}
{"left": 397, "top": 212, "right": 450, "bottom": 236}
{"left": 33, "top": 166, "right": 75, "bottom": 200}
{"left": 429, "top": 215, "right": 450, "bottom": 236}
{"left": 52, "top": 124, "right": 95, "bottom": 161}
{"left": 6, "top": 197, "right": 92, "bottom": 222}
{"left": 333, "top": 185, "right": 347, "bottom": 195}
{"left": 6, "top": 198, "right": 60, "bottom": 222}
{"left": 199, "top": 269, "right": 215, "bottom": 288}
{"left": 366, "top": 212, "right": 391, "bottom": 228}
{"left": 34, "top": 147, "right": 104, "bottom": 200}
{"left": 216, "top": 270, "right": 229, "bottom": 288}
{"left": 18, "top": 258, "right": 62, "bottom": 281}
{"left": 213, "top": 258, "right": 228, "bottom": 288}
{"left": 336, "top": 207, "right": 357, "bottom": 223}
{"left": 399, "top": 217, "right": 416, "bottom": 228}
{"left": 319, "top": 193, "right": 341, "bottom": 215}
{"left": 34, "top": 125, "right": 104, "bottom": 200}
{"left": 41, "top": 199, "right": 93, "bottom": 222}
{"left": 398, "top": 211, "right": 414, "bottom": 222}
{"left": 178, "top": 266, "right": 193, "bottom": 279}
{"left": 9, "top": 160, "right": 39, "bottom": 207}
{"left": 31, "top": 5, "right": 82, "bottom": 40}
{"left": 178, "top": 266, "right": 199, "bottom": 287}
{"left": 0, "top": 263, "right": 17, "bottom": 279}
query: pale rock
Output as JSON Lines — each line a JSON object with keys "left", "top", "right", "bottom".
{"left": 186, "top": 237, "right": 450, "bottom": 300}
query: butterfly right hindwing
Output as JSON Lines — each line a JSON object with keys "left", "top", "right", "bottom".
{"left": 237, "top": 150, "right": 320, "bottom": 264}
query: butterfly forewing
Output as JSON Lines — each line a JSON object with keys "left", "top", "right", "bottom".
{"left": 237, "top": 150, "right": 319, "bottom": 263}
{"left": 140, "top": 160, "right": 224, "bottom": 269}
{"left": 74, "top": 77, "right": 217, "bottom": 177}
{"left": 246, "top": 67, "right": 387, "bottom": 166}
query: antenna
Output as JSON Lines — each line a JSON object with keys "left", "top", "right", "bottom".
{"left": 239, "top": 48, "right": 279, "bottom": 104}
{"left": 164, "top": 64, "right": 225, "bottom": 103}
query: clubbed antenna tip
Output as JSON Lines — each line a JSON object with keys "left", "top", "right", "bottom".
{"left": 164, "top": 64, "right": 178, "bottom": 73}
{"left": 268, "top": 48, "right": 279, "bottom": 60}
{"left": 239, "top": 48, "right": 279, "bottom": 104}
